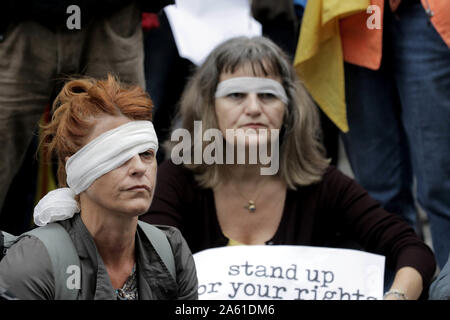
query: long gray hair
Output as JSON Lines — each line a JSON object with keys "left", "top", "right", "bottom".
{"left": 166, "top": 36, "right": 329, "bottom": 189}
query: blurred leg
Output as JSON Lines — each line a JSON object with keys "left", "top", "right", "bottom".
{"left": 342, "top": 53, "right": 417, "bottom": 228}
{"left": 82, "top": 2, "right": 145, "bottom": 88}
{"left": 391, "top": 3, "right": 450, "bottom": 269}
{"left": 0, "top": 21, "right": 55, "bottom": 215}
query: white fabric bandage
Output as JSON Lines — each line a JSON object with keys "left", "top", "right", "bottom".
{"left": 215, "top": 77, "right": 288, "bottom": 104}
{"left": 33, "top": 120, "right": 158, "bottom": 226}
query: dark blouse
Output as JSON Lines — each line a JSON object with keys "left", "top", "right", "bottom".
{"left": 141, "top": 160, "right": 436, "bottom": 289}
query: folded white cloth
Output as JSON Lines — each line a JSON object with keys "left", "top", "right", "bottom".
{"left": 33, "top": 188, "right": 80, "bottom": 227}
{"left": 34, "top": 120, "right": 158, "bottom": 226}
{"left": 215, "top": 77, "right": 288, "bottom": 105}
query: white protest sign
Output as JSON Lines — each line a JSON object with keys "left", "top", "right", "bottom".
{"left": 193, "top": 245, "right": 385, "bottom": 300}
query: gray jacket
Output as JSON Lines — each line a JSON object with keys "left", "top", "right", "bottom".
{"left": 0, "top": 214, "right": 198, "bottom": 300}
{"left": 429, "top": 253, "right": 450, "bottom": 300}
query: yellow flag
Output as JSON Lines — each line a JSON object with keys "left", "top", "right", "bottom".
{"left": 294, "top": 0, "right": 369, "bottom": 132}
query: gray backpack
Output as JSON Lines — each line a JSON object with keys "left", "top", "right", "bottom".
{"left": 0, "top": 221, "right": 176, "bottom": 299}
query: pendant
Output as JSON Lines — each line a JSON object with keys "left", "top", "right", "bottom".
{"left": 245, "top": 200, "right": 256, "bottom": 213}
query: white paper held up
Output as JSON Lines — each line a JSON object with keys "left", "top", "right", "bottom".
{"left": 164, "top": 0, "right": 262, "bottom": 66}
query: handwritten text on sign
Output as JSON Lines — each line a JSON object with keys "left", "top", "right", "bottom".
{"left": 193, "top": 245, "right": 385, "bottom": 300}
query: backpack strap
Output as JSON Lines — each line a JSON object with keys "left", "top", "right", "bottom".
{"left": 1, "top": 230, "right": 17, "bottom": 246}
{"left": 137, "top": 221, "right": 176, "bottom": 282}
{"left": 23, "top": 223, "right": 80, "bottom": 300}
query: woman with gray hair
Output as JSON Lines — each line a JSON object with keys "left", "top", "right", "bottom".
{"left": 141, "top": 36, "right": 435, "bottom": 300}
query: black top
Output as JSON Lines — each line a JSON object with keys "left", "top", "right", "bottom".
{"left": 141, "top": 160, "right": 436, "bottom": 289}
{"left": 0, "top": 0, "right": 173, "bottom": 36}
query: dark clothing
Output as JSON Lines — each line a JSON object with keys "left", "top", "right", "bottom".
{"left": 0, "top": 0, "right": 173, "bottom": 37}
{"left": 144, "top": 11, "right": 194, "bottom": 164}
{"left": 141, "top": 160, "right": 436, "bottom": 290}
{"left": 0, "top": 214, "right": 198, "bottom": 300}
{"left": 251, "top": 0, "right": 298, "bottom": 60}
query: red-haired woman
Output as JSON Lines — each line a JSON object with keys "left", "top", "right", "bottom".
{"left": 0, "top": 75, "right": 198, "bottom": 300}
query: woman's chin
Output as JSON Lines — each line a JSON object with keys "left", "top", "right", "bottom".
{"left": 121, "top": 201, "right": 151, "bottom": 216}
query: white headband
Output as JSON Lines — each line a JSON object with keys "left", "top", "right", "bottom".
{"left": 215, "top": 77, "right": 288, "bottom": 104}
{"left": 33, "top": 120, "right": 158, "bottom": 226}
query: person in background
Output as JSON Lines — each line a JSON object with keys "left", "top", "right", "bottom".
{"left": 0, "top": 75, "right": 197, "bottom": 300}
{"left": 141, "top": 36, "right": 436, "bottom": 300}
{"left": 144, "top": 0, "right": 303, "bottom": 164}
{"left": 341, "top": 0, "right": 450, "bottom": 269}
{"left": 0, "top": 0, "right": 173, "bottom": 234}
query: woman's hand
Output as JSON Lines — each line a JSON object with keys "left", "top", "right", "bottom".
{"left": 384, "top": 266, "right": 423, "bottom": 300}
